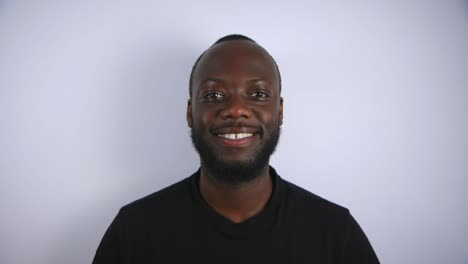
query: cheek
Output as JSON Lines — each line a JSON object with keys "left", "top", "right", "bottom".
{"left": 192, "top": 107, "right": 218, "bottom": 130}
{"left": 256, "top": 106, "right": 280, "bottom": 125}
{"left": 267, "top": 115, "right": 280, "bottom": 127}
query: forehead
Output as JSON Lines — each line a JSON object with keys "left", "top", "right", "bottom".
{"left": 193, "top": 40, "right": 279, "bottom": 85}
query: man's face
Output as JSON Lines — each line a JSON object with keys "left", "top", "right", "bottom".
{"left": 187, "top": 40, "right": 283, "bottom": 183}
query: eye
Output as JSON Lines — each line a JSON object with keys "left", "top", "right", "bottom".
{"left": 250, "top": 91, "right": 270, "bottom": 99}
{"left": 203, "top": 91, "right": 224, "bottom": 100}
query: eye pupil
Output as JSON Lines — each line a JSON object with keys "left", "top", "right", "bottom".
{"left": 253, "top": 92, "right": 267, "bottom": 98}
{"left": 206, "top": 92, "right": 222, "bottom": 99}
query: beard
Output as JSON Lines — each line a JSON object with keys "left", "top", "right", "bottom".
{"left": 190, "top": 124, "right": 281, "bottom": 185}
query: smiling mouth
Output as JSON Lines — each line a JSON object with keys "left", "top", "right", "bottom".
{"left": 217, "top": 133, "right": 253, "bottom": 140}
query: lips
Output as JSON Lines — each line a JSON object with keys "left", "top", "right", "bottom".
{"left": 217, "top": 132, "right": 253, "bottom": 140}
{"left": 212, "top": 127, "right": 260, "bottom": 147}
{"left": 213, "top": 126, "right": 259, "bottom": 135}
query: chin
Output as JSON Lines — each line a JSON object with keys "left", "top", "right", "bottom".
{"left": 202, "top": 159, "right": 268, "bottom": 184}
{"left": 190, "top": 126, "right": 281, "bottom": 184}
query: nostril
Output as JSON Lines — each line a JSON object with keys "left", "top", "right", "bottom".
{"left": 220, "top": 103, "right": 252, "bottom": 120}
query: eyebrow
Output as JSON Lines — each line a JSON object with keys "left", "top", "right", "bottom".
{"left": 200, "top": 77, "right": 225, "bottom": 85}
{"left": 199, "top": 77, "right": 268, "bottom": 86}
{"left": 248, "top": 78, "right": 267, "bottom": 84}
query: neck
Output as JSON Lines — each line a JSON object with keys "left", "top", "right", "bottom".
{"left": 199, "top": 165, "right": 273, "bottom": 223}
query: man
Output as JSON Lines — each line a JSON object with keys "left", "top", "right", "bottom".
{"left": 93, "top": 34, "right": 380, "bottom": 263}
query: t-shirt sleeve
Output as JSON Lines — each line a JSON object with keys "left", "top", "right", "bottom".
{"left": 92, "top": 210, "right": 125, "bottom": 264}
{"left": 340, "top": 211, "right": 380, "bottom": 264}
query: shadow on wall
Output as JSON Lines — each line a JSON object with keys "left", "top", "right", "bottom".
{"left": 104, "top": 36, "right": 200, "bottom": 185}
{"left": 0, "top": 1, "right": 6, "bottom": 14}
{"left": 47, "top": 37, "right": 201, "bottom": 264}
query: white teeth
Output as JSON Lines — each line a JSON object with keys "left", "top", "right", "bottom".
{"left": 218, "top": 133, "right": 253, "bottom": 140}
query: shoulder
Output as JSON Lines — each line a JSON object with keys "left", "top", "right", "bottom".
{"left": 279, "top": 178, "right": 380, "bottom": 263}
{"left": 117, "top": 176, "right": 193, "bottom": 222}
{"left": 281, "top": 178, "right": 351, "bottom": 223}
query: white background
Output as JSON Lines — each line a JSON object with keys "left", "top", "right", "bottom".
{"left": 1, "top": 1, "right": 467, "bottom": 263}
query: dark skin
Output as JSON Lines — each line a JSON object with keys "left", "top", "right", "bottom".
{"left": 187, "top": 40, "right": 283, "bottom": 223}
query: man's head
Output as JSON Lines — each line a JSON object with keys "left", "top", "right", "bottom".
{"left": 187, "top": 34, "right": 283, "bottom": 184}
{"left": 189, "top": 35, "right": 282, "bottom": 97}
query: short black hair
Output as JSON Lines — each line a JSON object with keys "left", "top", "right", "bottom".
{"left": 189, "top": 34, "right": 282, "bottom": 97}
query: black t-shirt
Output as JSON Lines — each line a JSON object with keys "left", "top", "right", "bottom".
{"left": 93, "top": 167, "right": 380, "bottom": 263}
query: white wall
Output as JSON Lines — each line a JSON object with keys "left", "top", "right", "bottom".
{"left": 1, "top": 1, "right": 467, "bottom": 263}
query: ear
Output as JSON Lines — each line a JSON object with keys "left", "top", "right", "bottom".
{"left": 279, "top": 97, "right": 284, "bottom": 126}
{"left": 186, "top": 98, "right": 193, "bottom": 128}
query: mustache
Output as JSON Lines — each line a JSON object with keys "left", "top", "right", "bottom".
{"left": 210, "top": 121, "right": 262, "bottom": 135}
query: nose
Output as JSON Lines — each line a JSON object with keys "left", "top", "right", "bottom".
{"left": 220, "top": 95, "right": 252, "bottom": 120}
